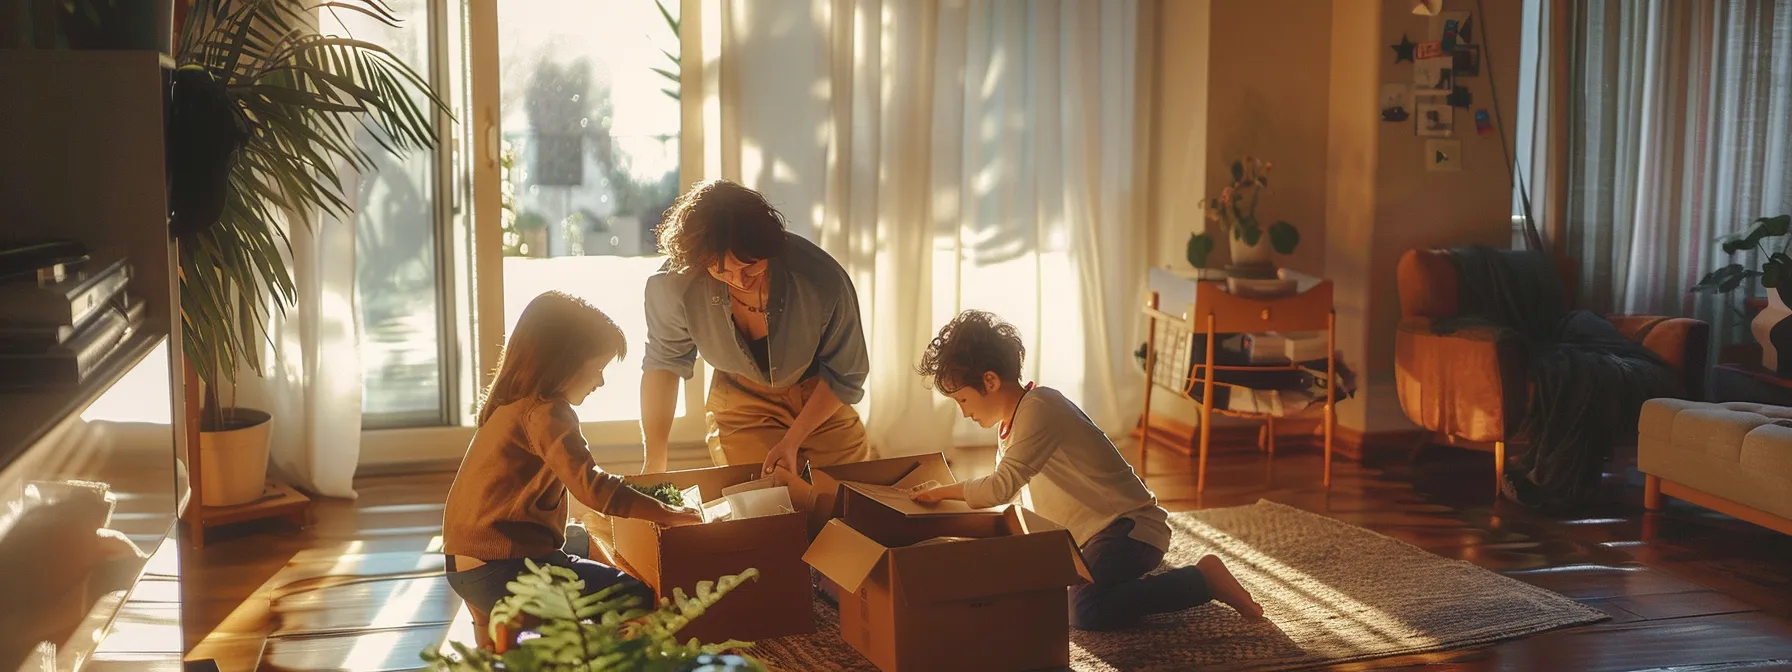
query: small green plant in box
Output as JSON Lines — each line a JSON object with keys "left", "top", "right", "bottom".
{"left": 628, "top": 482, "right": 687, "bottom": 508}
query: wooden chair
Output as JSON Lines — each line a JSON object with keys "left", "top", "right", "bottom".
{"left": 1139, "top": 280, "right": 1337, "bottom": 492}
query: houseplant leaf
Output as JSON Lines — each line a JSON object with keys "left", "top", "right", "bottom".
{"left": 1186, "top": 233, "right": 1215, "bottom": 268}
{"left": 174, "top": 0, "right": 446, "bottom": 402}
{"left": 1267, "top": 220, "right": 1300, "bottom": 255}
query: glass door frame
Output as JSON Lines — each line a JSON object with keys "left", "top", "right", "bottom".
{"left": 464, "top": 0, "right": 711, "bottom": 450}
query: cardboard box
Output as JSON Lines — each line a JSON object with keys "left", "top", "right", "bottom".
{"left": 804, "top": 486, "right": 1091, "bottom": 672}
{"left": 790, "top": 452, "right": 959, "bottom": 539}
{"left": 611, "top": 464, "right": 815, "bottom": 643}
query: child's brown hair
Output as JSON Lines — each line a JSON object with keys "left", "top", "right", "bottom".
{"left": 654, "top": 179, "right": 788, "bottom": 273}
{"left": 478, "top": 291, "right": 627, "bottom": 425}
{"left": 916, "top": 310, "right": 1026, "bottom": 393}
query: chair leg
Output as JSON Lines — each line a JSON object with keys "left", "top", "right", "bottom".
{"left": 1265, "top": 417, "right": 1276, "bottom": 457}
{"left": 1644, "top": 474, "right": 1663, "bottom": 510}
{"left": 1494, "top": 441, "right": 1506, "bottom": 500}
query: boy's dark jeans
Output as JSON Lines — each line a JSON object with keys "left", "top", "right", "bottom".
{"left": 1069, "top": 517, "right": 1211, "bottom": 630}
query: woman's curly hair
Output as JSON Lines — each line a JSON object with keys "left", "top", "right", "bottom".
{"left": 916, "top": 310, "right": 1026, "bottom": 393}
{"left": 654, "top": 179, "right": 788, "bottom": 273}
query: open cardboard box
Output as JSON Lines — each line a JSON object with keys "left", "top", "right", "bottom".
{"left": 788, "top": 452, "right": 959, "bottom": 540}
{"left": 610, "top": 464, "right": 814, "bottom": 642}
{"left": 805, "top": 485, "right": 1091, "bottom": 672}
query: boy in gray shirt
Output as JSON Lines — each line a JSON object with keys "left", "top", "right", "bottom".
{"left": 910, "top": 310, "right": 1262, "bottom": 630}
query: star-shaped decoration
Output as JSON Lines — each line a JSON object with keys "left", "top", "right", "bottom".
{"left": 1392, "top": 34, "right": 1416, "bottom": 64}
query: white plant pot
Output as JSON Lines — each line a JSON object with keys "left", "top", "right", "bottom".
{"left": 1228, "top": 230, "right": 1276, "bottom": 276}
{"left": 199, "top": 408, "right": 273, "bottom": 507}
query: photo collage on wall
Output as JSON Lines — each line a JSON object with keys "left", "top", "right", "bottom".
{"left": 1383, "top": 2, "right": 1491, "bottom": 171}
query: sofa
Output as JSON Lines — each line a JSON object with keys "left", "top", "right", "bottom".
{"left": 1639, "top": 399, "right": 1792, "bottom": 535}
{"left": 1394, "top": 248, "right": 1710, "bottom": 497}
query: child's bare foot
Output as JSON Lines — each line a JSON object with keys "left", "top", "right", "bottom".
{"left": 1196, "top": 555, "right": 1263, "bottom": 619}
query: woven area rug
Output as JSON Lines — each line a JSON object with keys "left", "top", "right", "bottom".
{"left": 748, "top": 500, "right": 1606, "bottom": 671}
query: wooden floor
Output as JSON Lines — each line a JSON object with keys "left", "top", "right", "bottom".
{"left": 180, "top": 442, "right": 1792, "bottom": 671}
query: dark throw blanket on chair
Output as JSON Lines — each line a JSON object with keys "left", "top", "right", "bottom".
{"left": 1434, "top": 246, "right": 1680, "bottom": 508}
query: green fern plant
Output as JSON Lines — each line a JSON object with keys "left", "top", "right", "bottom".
{"left": 422, "top": 560, "right": 767, "bottom": 672}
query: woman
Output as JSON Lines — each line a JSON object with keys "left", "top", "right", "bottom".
{"left": 639, "top": 179, "right": 872, "bottom": 475}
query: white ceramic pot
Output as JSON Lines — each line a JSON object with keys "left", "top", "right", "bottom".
{"left": 1228, "top": 229, "right": 1276, "bottom": 277}
{"left": 198, "top": 408, "right": 273, "bottom": 507}
{"left": 1754, "top": 291, "right": 1792, "bottom": 372}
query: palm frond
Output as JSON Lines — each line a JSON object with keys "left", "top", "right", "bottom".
{"left": 176, "top": 0, "right": 445, "bottom": 395}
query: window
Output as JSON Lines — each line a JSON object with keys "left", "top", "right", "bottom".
{"left": 328, "top": 0, "right": 466, "bottom": 428}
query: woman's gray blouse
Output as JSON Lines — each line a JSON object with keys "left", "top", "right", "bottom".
{"left": 642, "top": 234, "right": 869, "bottom": 404}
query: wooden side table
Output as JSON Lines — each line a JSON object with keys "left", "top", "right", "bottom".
{"left": 1138, "top": 280, "right": 1337, "bottom": 492}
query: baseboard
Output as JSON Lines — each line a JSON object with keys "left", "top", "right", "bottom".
{"left": 358, "top": 425, "right": 711, "bottom": 475}
{"left": 1136, "top": 415, "right": 1325, "bottom": 455}
{"left": 1332, "top": 426, "right": 1432, "bottom": 461}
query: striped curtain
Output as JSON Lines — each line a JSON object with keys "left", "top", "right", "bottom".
{"left": 1560, "top": 0, "right": 1792, "bottom": 340}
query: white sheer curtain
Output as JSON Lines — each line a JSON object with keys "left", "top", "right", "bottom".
{"left": 1562, "top": 0, "right": 1792, "bottom": 337}
{"left": 233, "top": 199, "right": 364, "bottom": 499}
{"left": 225, "top": 5, "right": 369, "bottom": 499}
{"left": 698, "top": 0, "right": 1148, "bottom": 454}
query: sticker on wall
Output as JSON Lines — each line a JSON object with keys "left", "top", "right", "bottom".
{"left": 1426, "top": 140, "right": 1463, "bottom": 172}
{"left": 1447, "top": 86, "right": 1473, "bottom": 108}
{"left": 1417, "top": 100, "right": 1454, "bottom": 137}
{"left": 1416, "top": 40, "right": 1445, "bottom": 59}
{"left": 1415, "top": 57, "right": 1455, "bottom": 94}
{"left": 1430, "top": 11, "right": 1472, "bottom": 43}
{"left": 1475, "top": 108, "right": 1494, "bottom": 136}
{"left": 1391, "top": 34, "right": 1417, "bottom": 64}
{"left": 1453, "top": 44, "right": 1482, "bottom": 77}
{"left": 1380, "top": 83, "right": 1412, "bottom": 122}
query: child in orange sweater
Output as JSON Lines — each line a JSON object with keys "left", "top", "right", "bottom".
{"left": 442, "top": 292, "right": 698, "bottom": 617}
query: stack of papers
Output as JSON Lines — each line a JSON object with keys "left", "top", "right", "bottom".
{"left": 680, "top": 476, "right": 796, "bottom": 524}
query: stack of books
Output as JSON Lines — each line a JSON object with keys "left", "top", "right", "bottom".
{"left": 0, "top": 242, "right": 143, "bottom": 390}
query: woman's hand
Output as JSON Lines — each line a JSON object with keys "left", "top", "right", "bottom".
{"left": 761, "top": 436, "right": 803, "bottom": 476}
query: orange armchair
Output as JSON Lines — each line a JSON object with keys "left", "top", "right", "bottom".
{"left": 1394, "top": 249, "right": 1709, "bottom": 495}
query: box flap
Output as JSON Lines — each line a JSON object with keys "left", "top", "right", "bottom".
{"left": 813, "top": 453, "right": 954, "bottom": 489}
{"left": 803, "top": 519, "right": 889, "bottom": 593}
{"left": 889, "top": 527, "right": 1087, "bottom": 604}
{"left": 840, "top": 482, "right": 1000, "bottom": 518}
{"left": 841, "top": 488, "right": 1012, "bottom": 547}
{"left": 627, "top": 464, "right": 762, "bottom": 503}
{"left": 775, "top": 466, "right": 812, "bottom": 511}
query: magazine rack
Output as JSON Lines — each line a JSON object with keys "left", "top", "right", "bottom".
{"left": 1138, "top": 280, "right": 1336, "bottom": 492}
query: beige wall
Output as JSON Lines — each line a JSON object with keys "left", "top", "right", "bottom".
{"left": 1204, "top": 0, "right": 1334, "bottom": 277}
{"left": 1150, "top": 0, "right": 1527, "bottom": 433}
{"left": 1151, "top": 0, "right": 1211, "bottom": 269}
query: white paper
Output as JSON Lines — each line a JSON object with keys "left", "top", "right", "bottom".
{"left": 724, "top": 485, "right": 794, "bottom": 520}
{"left": 1414, "top": 57, "right": 1455, "bottom": 94}
{"left": 700, "top": 497, "right": 732, "bottom": 523}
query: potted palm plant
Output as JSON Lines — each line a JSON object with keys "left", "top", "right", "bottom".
{"left": 169, "top": 0, "right": 442, "bottom": 505}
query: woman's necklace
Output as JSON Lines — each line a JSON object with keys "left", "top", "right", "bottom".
{"left": 730, "top": 279, "right": 769, "bottom": 314}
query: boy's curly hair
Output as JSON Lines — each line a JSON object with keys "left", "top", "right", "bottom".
{"left": 917, "top": 310, "right": 1026, "bottom": 393}
{"left": 654, "top": 179, "right": 788, "bottom": 273}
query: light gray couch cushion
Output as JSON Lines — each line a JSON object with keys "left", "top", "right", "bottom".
{"left": 1638, "top": 399, "right": 1792, "bottom": 522}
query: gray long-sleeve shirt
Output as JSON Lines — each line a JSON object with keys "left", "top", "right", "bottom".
{"left": 962, "top": 386, "right": 1172, "bottom": 551}
{"left": 642, "top": 234, "right": 870, "bottom": 404}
